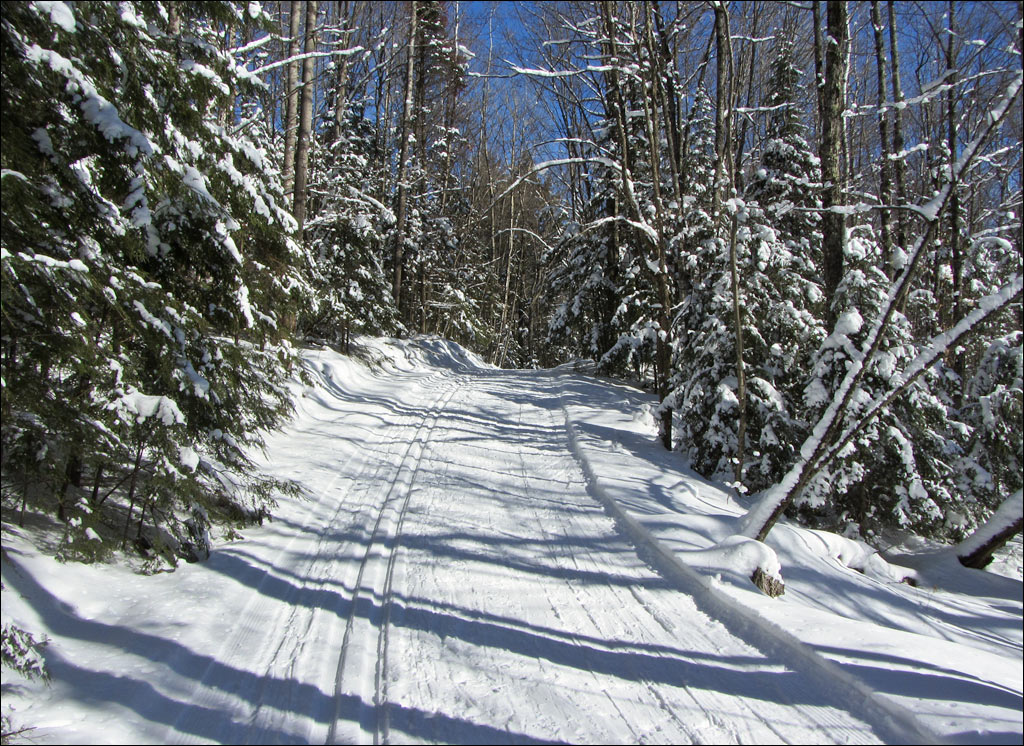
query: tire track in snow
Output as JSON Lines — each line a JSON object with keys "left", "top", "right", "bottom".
{"left": 381, "top": 370, "right": 880, "bottom": 744}
{"left": 507, "top": 380, "right": 813, "bottom": 744}
{"left": 163, "top": 458, "right": 367, "bottom": 744}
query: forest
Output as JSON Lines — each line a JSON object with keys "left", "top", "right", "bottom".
{"left": 1, "top": 0, "right": 1022, "bottom": 570}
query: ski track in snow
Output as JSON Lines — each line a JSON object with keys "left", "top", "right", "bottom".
{"left": 4, "top": 339, "right": 1019, "bottom": 745}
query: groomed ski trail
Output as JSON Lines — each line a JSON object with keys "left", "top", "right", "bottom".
{"left": 86, "top": 342, "right": 902, "bottom": 745}
{"left": 371, "top": 364, "right": 885, "bottom": 745}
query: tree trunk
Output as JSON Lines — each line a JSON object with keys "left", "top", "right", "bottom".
{"left": 957, "top": 491, "right": 1023, "bottom": 569}
{"left": 283, "top": 0, "right": 302, "bottom": 198}
{"left": 292, "top": 0, "right": 318, "bottom": 241}
{"left": 812, "top": 0, "right": 825, "bottom": 143}
{"left": 331, "top": 0, "right": 353, "bottom": 147}
{"left": 887, "top": 0, "right": 909, "bottom": 263}
{"left": 738, "top": 50, "right": 1024, "bottom": 543}
{"left": 393, "top": 1, "right": 418, "bottom": 322}
{"left": 820, "top": 0, "right": 849, "bottom": 329}
{"left": 946, "top": 0, "right": 965, "bottom": 385}
{"left": 714, "top": 3, "right": 746, "bottom": 480}
{"left": 637, "top": 5, "right": 673, "bottom": 451}
{"left": 871, "top": 0, "right": 894, "bottom": 278}
{"left": 599, "top": 0, "right": 672, "bottom": 448}
{"left": 122, "top": 440, "right": 146, "bottom": 547}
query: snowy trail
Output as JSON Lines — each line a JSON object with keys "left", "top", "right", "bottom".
{"left": 10, "top": 340, "right": 1015, "bottom": 744}
{"left": 325, "top": 362, "right": 884, "bottom": 744}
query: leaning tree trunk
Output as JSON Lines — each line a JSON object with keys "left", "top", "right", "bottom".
{"left": 739, "top": 71, "right": 1023, "bottom": 543}
{"left": 957, "top": 491, "right": 1023, "bottom": 569}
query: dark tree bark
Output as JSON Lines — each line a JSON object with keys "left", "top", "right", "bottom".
{"left": 331, "top": 0, "right": 354, "bottom": 147}
{"left": 946, "top": 0, "right": 965, "bottom": 383}
{"left": 812, "top": 0, "right": 825, "bottom": 141}
{"left": 958, "top": 491, "right": 1023, "bottom": 569}
{"left": 887, "top": 0, "right": 909, "bottom": 261}
{"left": 871, "top": 0, "right": 894, "bottom": 278}
{"left": 713, "top": 2, "right": 747, "bottom": 488}
{"left": 392, "top": 1, "right": 418, "bottom": 320}
{"left": 819, "top": 0, "right": 849, "bottom": 329}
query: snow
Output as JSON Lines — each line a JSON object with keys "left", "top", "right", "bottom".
{"left": 33, "top": 1, "right": 76, "bottom": 33}
{"left": 108, "top": 387, "right": 185, "bottom": 426}
{"left": 2, "top": 337, "right": 1020, "bottom": 744}
{"left": 957, "top": 491, "right": 1024, "bottom": 559}
{"left": 24, "top": 45, "right": 154, "bottom": 159}
{"left": 178, "top": 446, "right": 200, "bottom": 472}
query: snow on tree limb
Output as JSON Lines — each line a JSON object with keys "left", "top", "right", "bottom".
{"left": 739, "top": 70, "right": 1023, "bottom": 543}
{"left": 957, "top": 491, "right": 1023, "bottom": 569}
{"left": 250, "top": 46, "right": 363, "bottom": 76}
{"left": 803, "top": 275, "right": 1022, "bottom": 494}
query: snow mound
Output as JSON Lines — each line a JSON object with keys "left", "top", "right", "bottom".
{"left": 346, "top": 335, "right": 494, "bottom": 375}
{"left": 788, "top": 528, "right": 915, "bottom": 584}
{"left": 684, "top": 535, "right": 784, "bottom": 585}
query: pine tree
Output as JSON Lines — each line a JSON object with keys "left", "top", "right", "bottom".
{"left": 303, "top": 99, "right": 398, "bottom": 348}
{"left": 546, "top": 124, "right": 633, "bottom": 374}
{"left": 735, "top": 35, "right": 828, "bottom": 493}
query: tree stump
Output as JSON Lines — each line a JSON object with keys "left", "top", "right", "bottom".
{"left": 751, "top": 567, "right": 785, "bottom": 597}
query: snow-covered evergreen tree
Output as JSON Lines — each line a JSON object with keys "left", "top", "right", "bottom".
{"left": 2, "top": 1, "right": 301, "bottom": 560}
{"left": 303, "top": 101, "right": 398, "bottom": 347}
{"left": 798, "top": 227, "right": 959, "bottom": 539}
{"left": 546, "top": 124, "right": 634, "bottom": 374}
{"left": 669, "top": 60, "right": 826, "bottom": 495}
{"left": 735, "top": 36, "right": 827, "bottom": 493}
{"left": 956, "top": 332, "right": 1023, "bottom": 517}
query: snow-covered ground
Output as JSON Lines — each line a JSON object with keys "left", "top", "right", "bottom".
{"left": 2, "top": 337, "right": 1021, "bottom": 744}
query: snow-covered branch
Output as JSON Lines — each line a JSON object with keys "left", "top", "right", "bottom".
{"left": 811, "top": 276, "right": 1023, "bottom": 488}
{"left": 250, "top": 46, "right": 363, "bottom": 76}
{"left": 740, "top": 70, "right": 1024, "bottom": 543}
